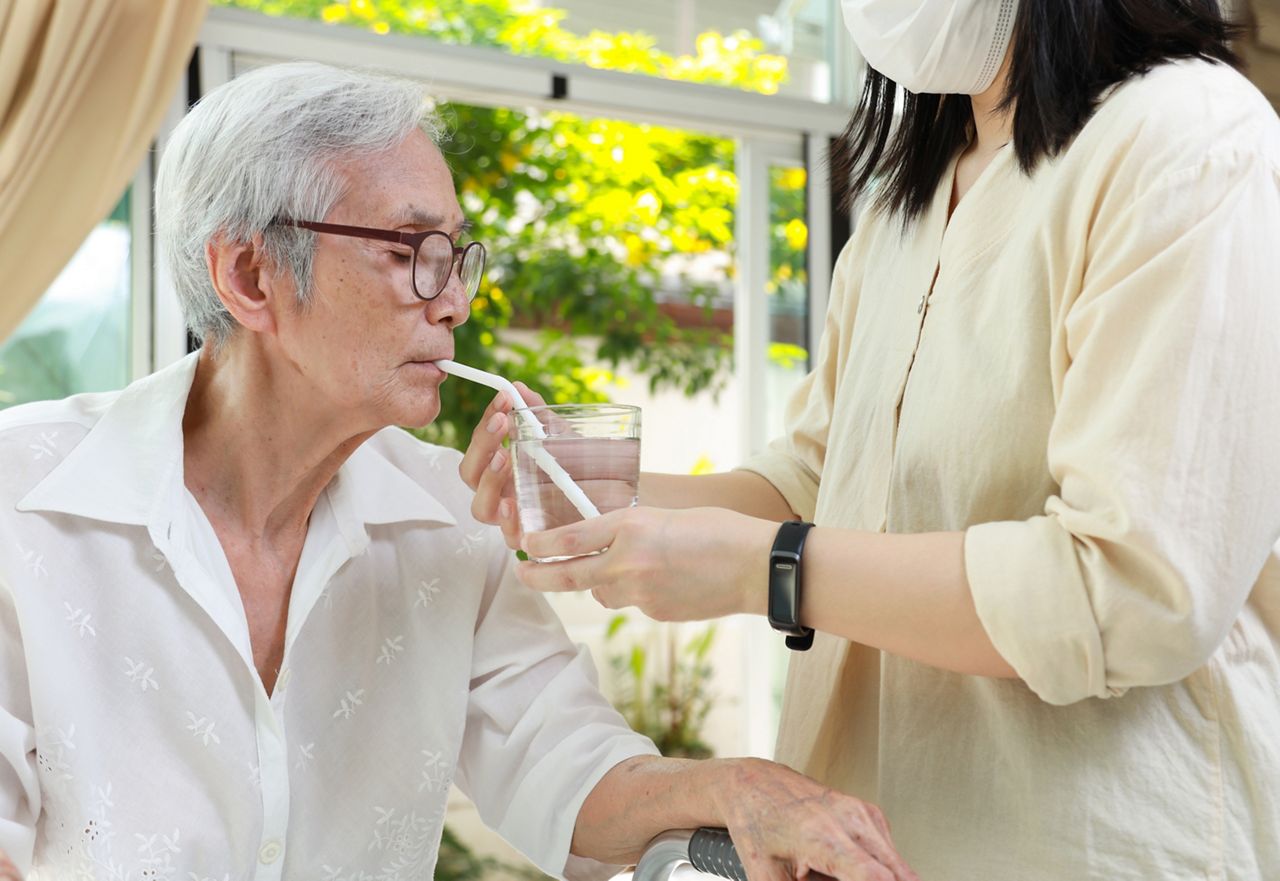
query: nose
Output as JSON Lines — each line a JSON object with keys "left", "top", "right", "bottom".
{"left": 425, "top": 270, "right": 470, "bottom": 329}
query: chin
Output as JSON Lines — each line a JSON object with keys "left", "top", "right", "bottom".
{"left": 397, "top": 400, "right": 441, "bottom": 431}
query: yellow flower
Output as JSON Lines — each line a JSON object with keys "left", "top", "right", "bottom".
{"left": 689, "top": 455, "right": 716, "bottom": 476}
{"left": 371, "top": 20, "right": 390, "bottom": 35}
{"left": 320, "top": 4, "right": 349, "bottom": 24}
{"left": 633, "top": 189, "right": 662, "bottom": 225}
{"left": 625, "top": 234, "right": 647, "bottom": 267}
{"left": 777, "top": 167, "right": 807, "bottom": 191}
{"left": 783, "top": 218, "right": 808, "bottom": 251}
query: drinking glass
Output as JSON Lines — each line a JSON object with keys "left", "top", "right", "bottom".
{"left": 510, "top": 404, "right": 641, "bottom": 561}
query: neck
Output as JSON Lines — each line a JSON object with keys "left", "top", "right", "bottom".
{"left": 182, "top": 341, "right": 374, "bottom": 543}
{"left": 968, "top": 46, "right": 1015, "bottom": 155}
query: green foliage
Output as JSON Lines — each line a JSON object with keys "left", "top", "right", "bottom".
{"left": 212, "top": 0, "right": 807, "bottom": 451}
{"left": 604, "top": 614, "right": 719, "bottom": 759}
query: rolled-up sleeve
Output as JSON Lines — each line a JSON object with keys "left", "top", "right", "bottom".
{"left": 454, "top": 539, "right": 659, "bottom": 881}
{"left": 739, "top": 235, "right": 864, "bottom": 520}
{"left": 967, "top": 148, "right": 1280, "bottom": 705}
{"left": 0, "top": 574, "right": 39, "bottom": 873}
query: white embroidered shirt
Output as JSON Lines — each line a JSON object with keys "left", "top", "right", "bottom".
{"left": 0, "top": 353, "right": 658, "bottom": 881}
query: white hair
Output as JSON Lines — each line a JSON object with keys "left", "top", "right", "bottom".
{"left": 155, "top": 62, "right": 442, "bottom": 349}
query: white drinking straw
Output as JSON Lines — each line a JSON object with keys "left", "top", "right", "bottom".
{"left": 434, "top": 359, "right": 601, "bottom": 520}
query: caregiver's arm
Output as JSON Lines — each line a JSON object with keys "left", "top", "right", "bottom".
{"left": 518, "top": 508, "right": 1015, "bottom": 679}
{"left": 640, "top": 470, "right": 795, "bottom": 520}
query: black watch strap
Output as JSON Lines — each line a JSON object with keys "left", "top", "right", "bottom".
{"left": 768, "top": 520, "right": 815, "bottom": 652}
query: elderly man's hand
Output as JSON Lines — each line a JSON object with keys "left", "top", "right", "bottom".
{"left": 459, "top": 384, "right": 547, "bottom": 550}
{"left": 0, "top": 850, "right": 22, "bottom": 881}
{"left": 715, "top": 759, "right": 918, "bottom": 881}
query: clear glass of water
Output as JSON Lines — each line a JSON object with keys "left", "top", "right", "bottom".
{"left": 510, "top": 403, "right": 641, "bottom": 561}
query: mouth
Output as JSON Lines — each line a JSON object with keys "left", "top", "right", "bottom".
{"left": 404, "top": 359, "right": 448, "bottom": 379}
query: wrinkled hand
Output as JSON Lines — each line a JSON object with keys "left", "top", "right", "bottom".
{"left": 716, "top": 759, "right": 919, "bottom": 881}
{"left": 516, "top": 506, "right": 776, "bottom": 621}
{"left": 0, "top": 850, "right": 22, "bottom": 881}
{"left": 458, "top": 383, "right": 547, "bottom": 550}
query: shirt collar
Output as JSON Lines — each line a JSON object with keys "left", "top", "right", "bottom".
{"left": 17, "top": 352, "right": 458, "bottom": 532}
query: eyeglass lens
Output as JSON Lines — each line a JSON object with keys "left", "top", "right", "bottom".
{"left": 415, "top": 236, "right": 486, "bottom": 300}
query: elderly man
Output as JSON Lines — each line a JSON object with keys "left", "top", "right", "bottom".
{"left": 0, "top": 63, "right": 915, "bottom": 881}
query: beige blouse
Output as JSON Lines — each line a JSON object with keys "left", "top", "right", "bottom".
{"left": 743, "top": 60, "right": 1280, "bottom": 880}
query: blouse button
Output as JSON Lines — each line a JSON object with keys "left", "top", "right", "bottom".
{"left": 259, "top": 840, "right": 283, "bottom": 864}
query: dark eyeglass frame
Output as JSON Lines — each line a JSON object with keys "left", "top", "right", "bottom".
{"left": 273, "top": 218, "right": 486, "bottom": 301}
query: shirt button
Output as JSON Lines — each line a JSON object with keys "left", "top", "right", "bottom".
{"left": 276, "top": 668, "right": 292, "bottom": 690}
{"left": 259, "top": 840, "right": 283, "bottom": 864}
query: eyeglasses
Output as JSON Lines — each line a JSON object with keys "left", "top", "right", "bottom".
{"left": 273, "top": 218, "right": 486, "bottom": 302}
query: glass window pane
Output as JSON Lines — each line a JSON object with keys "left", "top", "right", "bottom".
{"left": 213, "top": 0, "right": 838, "bottom": 101}
{"left": 0, "top": 193, "right": 132, "bottom": 409}
{"left": 765, "top": 162, "right": 809, "bottom": 441}
{"left": 413, "top": 100, "right": 737, "bottom": 464}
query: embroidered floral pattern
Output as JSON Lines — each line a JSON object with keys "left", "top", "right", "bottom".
{"left": 123, "top": 658, "right": 160, "bottom": 692}
{"left": 184, "top": 714, "right": 221, "bottom": 747}
{"left": 135, "top": 828, "right": 182, "bottom": 878}
{"left": 64, "top": 603, "right": 97, "bottom": 639}
{"left": 17, "top": 542, "right": 48, "bottom": 578}
{"left": 414, "top": 578, "right": 441, "bottom": 607}
{"left": 454, "top": 531, "right": 485, "bottom": 557}
{"left": 333, "top": 689, "right": 365, "bottom": 720}
{"left": 317, "top": 804, "right": 445, "bottom": 881}
{"left": 376, "top": 636, "right": 405, "bottom": 666}
{"left": 35, "top": 724, "right": 77, "bottom": 783}
{"left": 417, "top": 749, "right": 452, "bottom": 794}
{"left": 29, "top": 430, "right": 58, "bottom": 460}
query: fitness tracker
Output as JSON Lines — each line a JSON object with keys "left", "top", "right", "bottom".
{"left": 767, "top": 520, "right": 816, "bottom": 651}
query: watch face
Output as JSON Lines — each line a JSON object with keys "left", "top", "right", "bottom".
{"left": 769, "top": 558, "right": 800, "bottom": 632}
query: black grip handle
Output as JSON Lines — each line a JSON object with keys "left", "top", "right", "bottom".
{"left": 686, "top": 827, "right": 840, "bottom": 881}
{"left": 688, "top": 828, "right": 748, "bottom": 881}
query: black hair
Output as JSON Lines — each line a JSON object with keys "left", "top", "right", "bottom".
{"left": 832, "top": 0, "right": 1249, "bottom": 225}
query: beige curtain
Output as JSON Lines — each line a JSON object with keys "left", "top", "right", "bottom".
{"left": 0, "top": 0, "right": 206, "bottom": 340}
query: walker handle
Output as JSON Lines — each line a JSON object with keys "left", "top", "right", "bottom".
{"left": 687, "top": 828, "right": 746, "bottom": 880}
{"left": 633, "top": 828, "right": 835, "bottom": 881}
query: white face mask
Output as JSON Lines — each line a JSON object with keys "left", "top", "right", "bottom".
{"left": 840, "top": 0, "right": 1019, "bottom": 95}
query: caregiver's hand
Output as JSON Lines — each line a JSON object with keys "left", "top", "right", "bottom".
{"left": 459, "top": 383, "right": 547, "bottom": 549}
{"left": 517, "top": 507, "right": 777, "bottom": 620}
{"left": 715, "top": 758, "right": 918, "bottom": 881}
{"left": 0, "top": 850, "right": 22, "bottom": 881}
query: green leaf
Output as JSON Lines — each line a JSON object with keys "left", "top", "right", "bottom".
{"left": 605, "top": 613, "right": 628, "bottom": 640}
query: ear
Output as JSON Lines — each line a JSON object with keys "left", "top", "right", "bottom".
{"left": 205, "top": 232, "right": 291, "bottom": 337}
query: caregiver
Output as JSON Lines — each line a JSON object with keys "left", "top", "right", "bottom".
{"left": 464, "top": 1, "right": 1280, "bottom": 878}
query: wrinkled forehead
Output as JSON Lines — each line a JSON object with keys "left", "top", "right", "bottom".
{"left": 329, "top": 130, "right": 463, "bottom": 229}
